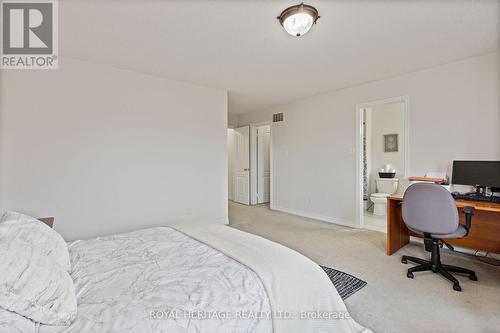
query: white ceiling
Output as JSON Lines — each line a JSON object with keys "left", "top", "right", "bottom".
{"left": 60, "top": 0, "right": 499, "bottom": 114}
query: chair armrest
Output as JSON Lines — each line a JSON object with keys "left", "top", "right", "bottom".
{"left": 462, "top": 206, "right": 475, "bottom": 236}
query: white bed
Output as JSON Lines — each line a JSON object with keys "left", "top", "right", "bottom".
{"left": 0, "top": 222, "right": 370, "bottom": 333}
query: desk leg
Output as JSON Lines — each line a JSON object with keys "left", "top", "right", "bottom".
{"left": 386, "top": 198, "right": 410, "bottom": 255}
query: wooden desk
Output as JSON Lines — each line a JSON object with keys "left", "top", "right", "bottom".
{"left": 386, "top": 195, "right": 500, "bottom": 255}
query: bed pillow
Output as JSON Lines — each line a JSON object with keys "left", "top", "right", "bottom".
{"left": 0, "top": 211, "right": 71, "bottom": 272}
{"left": 0, "top": 237, "right": 77, "bottom": 325}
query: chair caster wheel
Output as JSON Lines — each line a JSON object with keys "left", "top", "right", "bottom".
{"left": 407, "top": 271, "right": 414, "bottom": 279}
{"left": 453, "top": 283, "right": 462, "bottom": 292}
{"left": 401, "top": 258, "right": 407, "bottom": 264}
{"left": 469, "top": 274, "right": 477, "bottom": 281}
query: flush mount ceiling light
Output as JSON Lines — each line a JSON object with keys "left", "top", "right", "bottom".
{"left": 277, "top": 2, "right": 320, "bottom": 37}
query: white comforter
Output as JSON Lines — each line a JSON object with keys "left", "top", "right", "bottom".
{"left": 0, "top": 224, "right": 369, "bottom": 333}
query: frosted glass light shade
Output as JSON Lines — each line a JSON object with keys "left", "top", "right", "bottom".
{"left": 283, "top": 13, "right": 314, "bottom": 36}
{"left": 277, "top": 3, "right": 320, "bottom": 37}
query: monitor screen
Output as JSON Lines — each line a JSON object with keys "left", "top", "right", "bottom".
{"left": 452, "top": 161, "right": 500, "bottom": 187}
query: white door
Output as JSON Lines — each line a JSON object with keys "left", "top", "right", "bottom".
{"left": 257, "top": 125, "right": 271, "bottom": 203}
{"left": 233, "top": 126, "right": 250, "bottom": 205}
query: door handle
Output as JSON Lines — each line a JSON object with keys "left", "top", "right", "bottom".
{"left": 243, "top": 168, "right": 250, "bottom": 171}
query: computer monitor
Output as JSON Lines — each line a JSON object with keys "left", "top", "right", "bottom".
{"left": 452, "top": 161, "right": 500, "bottom": 189}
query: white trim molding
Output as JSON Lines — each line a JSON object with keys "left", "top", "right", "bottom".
{"left": 191, "top": 217, "right": 229, "bottom": 225}
{"left": 272, "top": 205, "right": 355, "bottom": 228}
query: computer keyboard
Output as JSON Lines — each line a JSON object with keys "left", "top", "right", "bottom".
{"left": 452, "top": 192, "right": 500, "bottom": 203}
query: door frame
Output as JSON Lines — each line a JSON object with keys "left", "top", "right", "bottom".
{"left": 355, "top": 95, "right": 410, "bottom": 229}
{"left": 250, "top": 121, "right": 273, "bottom": 206}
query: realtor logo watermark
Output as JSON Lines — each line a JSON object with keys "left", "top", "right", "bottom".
{"left": 1, "top": 0, "right": 58, "bottom": 69}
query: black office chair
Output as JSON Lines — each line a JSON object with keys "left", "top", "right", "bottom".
{"left": 401, "top": 183, "right": 477, "bottom": 291}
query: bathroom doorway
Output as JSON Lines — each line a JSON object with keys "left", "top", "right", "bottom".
{"left": 356, "top": 96, "right": 409, "bottom": 231}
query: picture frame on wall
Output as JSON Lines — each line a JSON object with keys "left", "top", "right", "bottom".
{"left": 384, "top": 134, "right": 398, "bottom": 152}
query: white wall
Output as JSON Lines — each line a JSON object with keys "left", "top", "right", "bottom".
{"left": 0, "top": 58, "right": 228, "bottom": 241}
{"left": 367, "top": 102, "right": 405, "bottom": 196}
{"left": 228, "top": 113, "right": 239, "bottom": 128}
{"left": 238, "top": 52, "right": 500, "bottom": 227}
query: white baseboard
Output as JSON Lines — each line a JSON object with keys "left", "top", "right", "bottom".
{"left": 187, "top": 217, "right": 229, "bottom": 225}
{"left": 271, "top": 205, "right": 355, "bottom": 228}
{"left": 212, "top": 217, "right": 229, "bottom": 225}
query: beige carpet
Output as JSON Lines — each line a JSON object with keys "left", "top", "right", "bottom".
{"left": 228, "top": 201, "right": 500, "bottom": 333}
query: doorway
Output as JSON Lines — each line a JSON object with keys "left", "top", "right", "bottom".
{"left": 228, "top": 123, "right": 272, "bottom": 206}
{"left": 356, "top": 96, "right": 410, "bottom": 230}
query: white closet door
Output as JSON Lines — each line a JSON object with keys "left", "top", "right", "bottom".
{"left": 233, "top": 126, "right": 250, "bottom": 205}
{"left": 257, "top": 125, "right": 271, "bottom": 203}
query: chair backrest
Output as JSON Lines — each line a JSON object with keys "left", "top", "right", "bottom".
{"left": 402, "top": 183, "right": 459, "bottom": 234}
